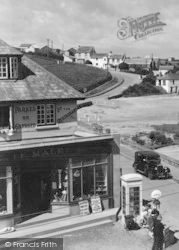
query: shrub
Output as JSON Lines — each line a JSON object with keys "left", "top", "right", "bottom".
{"left": 148, "top": 131, "right": 174, "bottom": 146}
{"left": 132, "top": 134, "right": 145, "bottom": 145}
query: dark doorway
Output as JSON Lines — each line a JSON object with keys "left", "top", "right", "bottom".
{"left": 20, "top": 171, "right": 51, "bottom": 221}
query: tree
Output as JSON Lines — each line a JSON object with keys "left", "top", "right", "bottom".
{"left": 118, "top": 62, "right": 129, "bottom": 70}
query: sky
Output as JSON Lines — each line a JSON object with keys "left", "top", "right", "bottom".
{"left": 0, "top": 0, "right": 179, "bottom": 58}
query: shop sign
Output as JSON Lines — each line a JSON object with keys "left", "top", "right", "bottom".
{"left": 78, "top": 200, "right": 90, "bottom": 216}
{"left": 91, "top": 196, "right": 102, "bottom": 214}
{"left": 12, "top": 147, "right": 65, "bottom": 160}
{"left": 117, "top": 12, "right": 166, "bottom": 41}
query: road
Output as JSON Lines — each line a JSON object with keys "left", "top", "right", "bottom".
{"left": 120, "top": 144, "right": 179, "bottom": 231}
{"left": 81, "top": 70, "right": 179, "bottom": 230}
{"left": 91, "top": 71, "right": 141, "bottom": 99}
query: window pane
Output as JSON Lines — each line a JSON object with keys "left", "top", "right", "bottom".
{"left": 37, "top": 104, "right": 55, "bottom": 126}
{"left": 72, "top": 168, "right": 81, "bottom": 201}
{"left": 95, "top": 164, "right": 108, "bottom": 195}
{"left": 129, "top": 187, "right": 140, "bottom": 215}
{"left": 0, "top": 57, "right": 7, "bottom": 79}
{"left": 0, "top": 179, "right": 7, "bottom": 215}
{"left": 46, "top": 104, "right": 55, "bottom": 125}
{"left": 83, "top": 166, "right": 94, "bottom": 197}
{"left": 10, "top": 57, "right": 18, "bottom": 78}
{"left": 37, "top": 105, "right": 45, "bottom": 125}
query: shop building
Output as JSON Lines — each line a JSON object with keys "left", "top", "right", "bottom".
{"left": 0, "top": 39, "right": 120, "bottom": 229}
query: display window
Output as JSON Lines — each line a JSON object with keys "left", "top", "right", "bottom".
{"left": 0, "top": 167, "right": 12, "bottom": 215}
{"left": 71, "top": 154, "right": 108, "bottom": 201}
{"left": 51, "top": 167, "right": 69, "bottom": 203}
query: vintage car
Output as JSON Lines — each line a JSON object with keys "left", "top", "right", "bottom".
{"left": 133, "top": 151, "right": 172, "bottom": 180}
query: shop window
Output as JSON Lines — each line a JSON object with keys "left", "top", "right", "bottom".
{"left": 13, "top": 174, "right": 20, "bottom": 211}
{"left": 71, "top": 155, "right": 108, "bottom": 201}
{"left": 0, "top": 167, "right": 12, "bottom": 215}
{"left": 95, "top": 165, "right": 107, "bottom": 195}
{"left": 72, "top": 168, "right": 82, "bottom": 201}
{"left": 0, "top": 106, "right": 9, "bottom": 128}
{"left": 37, "top": 104, "right": 55, "bottom": 126}
{"left": 52, "top": 168, "right": 69, "bottom": 202}
{"left": 129, "top": 187, "right": 140, "bottom": 215}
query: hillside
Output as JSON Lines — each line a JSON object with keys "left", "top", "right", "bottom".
{"left": 26, "top": 54, "right": 112, "bottom": 93}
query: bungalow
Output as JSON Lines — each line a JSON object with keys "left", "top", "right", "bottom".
{"left": 19, "top": 43, "right": 39, "bottom": 53}
{"left": 156, "top": 72, "right": 179, "bottom": 93}
{"left": 124, "top": 57, "right": 153, "bottom": 68}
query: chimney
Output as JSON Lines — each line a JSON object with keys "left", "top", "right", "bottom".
{"left": 47, "top": 39, "right": 50, "bottom": 47}
{"left": 51, "top": 41, "right": 53, "bottom": 49}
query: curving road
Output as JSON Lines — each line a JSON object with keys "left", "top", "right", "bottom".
{"left": 95, "top": 71, "right": 141, "bottom": 99}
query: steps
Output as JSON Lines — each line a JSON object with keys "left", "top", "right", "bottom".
{"left": 0, "top": 208, "right": 118, "bottom": 240}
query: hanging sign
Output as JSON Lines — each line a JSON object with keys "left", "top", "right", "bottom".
{"left": 78, "top": 200, "right": 90, "bottom": 216}
{"left": 91, "top": 196, "right": 102, "bottom": 214}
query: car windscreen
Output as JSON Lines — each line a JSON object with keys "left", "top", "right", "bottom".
{"left": 147, "top": 156, "right": 160, "bottom": 161}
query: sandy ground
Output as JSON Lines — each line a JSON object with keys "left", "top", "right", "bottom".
{"left": 78, "top": 94, "right": 179, "bottom": 158}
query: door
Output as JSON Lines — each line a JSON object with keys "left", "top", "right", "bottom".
{"left": 21, "top": 171, "right": 51, "bottom": 219}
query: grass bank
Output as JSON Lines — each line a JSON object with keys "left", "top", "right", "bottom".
{"left": 27, "top": 55, "right": 112, "bottom": 93}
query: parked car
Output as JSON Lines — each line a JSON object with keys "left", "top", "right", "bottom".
{"left": 133, "top": 151, "right": 172, "bottom": 180}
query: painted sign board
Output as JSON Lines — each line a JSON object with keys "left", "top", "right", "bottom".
{"left": 91, "top": 196, "right": 102, "bottom": 214}
{"left": 78, "top": 200, "right": 90, "bottom": 216}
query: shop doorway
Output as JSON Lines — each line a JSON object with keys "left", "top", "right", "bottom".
{"left": 20, "top": 170, "right": 51, "bottom": 221}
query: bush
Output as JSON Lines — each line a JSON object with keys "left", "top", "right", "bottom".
{"left": 149, "top": 131, "right": 174, "bottom": 146}
{"left": 132, "top": 134, "right": 145, "bottom": 145}
{"left": 118, "top": 62, "right": 129, "bottom": 70}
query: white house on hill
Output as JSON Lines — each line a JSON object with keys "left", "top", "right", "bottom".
{"left": 19, "top": 44, "right": 39, "bottom": 53}
{"left": 90, "top": 53, "right": 108, "bottom": 68}
{"left": 156, "top": 72, "right": 179, "bottom": 93}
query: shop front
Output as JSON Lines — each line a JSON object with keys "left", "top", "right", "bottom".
{"left": 0, "top": 135, "right": 118, "bottom": 228}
